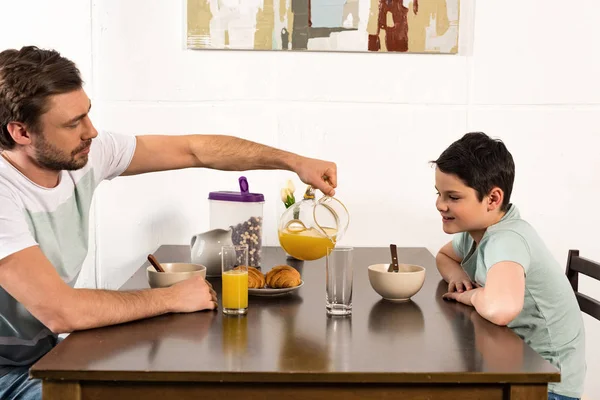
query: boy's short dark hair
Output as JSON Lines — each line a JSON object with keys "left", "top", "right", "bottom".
{"left": 0, "top": 46, "right": 83, "bottom": 150}
{"left": 432, "top": 132, "right": 515, "bottom": 211}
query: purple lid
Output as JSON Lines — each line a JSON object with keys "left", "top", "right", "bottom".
{"left": 208, "top": 176, "right": 265, "bottom": 203}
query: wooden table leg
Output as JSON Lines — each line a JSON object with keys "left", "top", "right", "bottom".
{"left": 509, "top": 384, "right": 547, "bottom": 400}
{"left": 42, "top": 380, "right": 81, "bottom": 400}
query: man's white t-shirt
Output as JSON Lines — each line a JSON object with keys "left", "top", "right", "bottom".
{"left": 0, "top": 131, "right": 136, "bottom": 370}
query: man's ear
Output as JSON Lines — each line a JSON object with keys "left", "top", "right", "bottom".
{"left": 487, "top": 187, "right": 504, "bottom": 212}
{"left": 6, "top": 122, "right": 33, "bottom": 146}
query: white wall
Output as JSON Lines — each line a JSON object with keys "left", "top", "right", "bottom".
{"left": 1, "top": 0, "right": 599, "bottom": 397}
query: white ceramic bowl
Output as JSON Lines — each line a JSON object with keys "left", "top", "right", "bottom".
{"left": 368, "top": 263, "right": 426, "bottom": 302}
{"left": 147, "top": 263, "right": 207, "bottom": 288}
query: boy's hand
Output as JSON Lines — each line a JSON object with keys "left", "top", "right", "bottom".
{"left": 443, "top": 287, "right": 482, "bottom": 307}
{"left": 447, "top": 270, "right": 475, "bottom": 293}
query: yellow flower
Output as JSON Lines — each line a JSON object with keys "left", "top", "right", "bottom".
{"left": 285, "top": 179, "right": 295, "bottom": 193}
{"left": 280, "top": 188, "right": 292, "bottom": 203}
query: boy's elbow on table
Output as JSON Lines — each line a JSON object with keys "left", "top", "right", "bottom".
{"left": 485, "top": 306, "right": 522, "bottom": 326}
{"left": 476, "top": 291, "right": 523, "bottom": 327}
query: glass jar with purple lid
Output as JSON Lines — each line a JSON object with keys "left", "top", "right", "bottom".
{"left": 208, "top": 176, "right": 264, "bottom": 268}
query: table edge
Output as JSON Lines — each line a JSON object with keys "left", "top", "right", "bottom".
{"left": 29, "top": 370, "right": 561, "bottom": 384}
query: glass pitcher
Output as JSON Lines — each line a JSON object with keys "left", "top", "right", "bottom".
{"left": 277, "top": 186, "right": 349, "bottom": 261}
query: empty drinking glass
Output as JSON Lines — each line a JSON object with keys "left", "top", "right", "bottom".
{"left": 326, "top": 247, "right": 353, "bottom": 316}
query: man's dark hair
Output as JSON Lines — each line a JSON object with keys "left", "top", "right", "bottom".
{"left": 0, "top": 46, "right": 83, "bottom": 150}
{"left": 432, "top": 132, "right": 515, "bottom": 211}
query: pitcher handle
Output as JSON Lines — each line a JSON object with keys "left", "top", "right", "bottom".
{"left": 314, "top": 196, "right": 350, "bottom": 240}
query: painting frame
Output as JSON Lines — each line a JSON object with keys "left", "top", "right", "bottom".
{"left": 186, "top": 0, "right": 460, "bottom": 54}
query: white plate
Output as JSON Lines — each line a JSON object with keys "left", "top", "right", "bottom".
{"left": 249, "top": 281, "right": 304, "bottom": 297}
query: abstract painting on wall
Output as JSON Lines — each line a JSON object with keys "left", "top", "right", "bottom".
{"left": 187, "top": 0, "right": 460, "bottom": 54}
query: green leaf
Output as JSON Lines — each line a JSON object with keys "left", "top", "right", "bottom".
{"left": 284, "top": 194, "right": 296, "bottom": 209}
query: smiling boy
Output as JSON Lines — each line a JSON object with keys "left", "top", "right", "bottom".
{"left": 433, "top": 132, "right": 586, "bottom": 400}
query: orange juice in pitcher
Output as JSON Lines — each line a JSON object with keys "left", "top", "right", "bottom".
{"left": 278, "top": 186, "right": 349, "bottom": 261}
{"left": 278, "top": 226, "right": 337, "bottom": 261}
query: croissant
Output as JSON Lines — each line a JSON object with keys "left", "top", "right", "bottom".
{"left": 266, "top": 265, "right": 302, "bottom": 288}
{"left": 247, "top": 266, "right": 266, "bottom": 289}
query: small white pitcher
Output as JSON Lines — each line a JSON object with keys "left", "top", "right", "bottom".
{"left": 190, "top": 228, "right": 233, "bottom": 277}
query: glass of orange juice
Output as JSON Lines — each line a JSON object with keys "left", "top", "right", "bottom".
{"left": 221, "top": 245, "right": 249, "bottom": 315}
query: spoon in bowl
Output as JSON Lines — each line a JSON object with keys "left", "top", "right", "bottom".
{"left": 388, "top": 244, "right": 399, "bottom": 273}
{"left": 148, "top": 254, "right": 165, "bottom": 273}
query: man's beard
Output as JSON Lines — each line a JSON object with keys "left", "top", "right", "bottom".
{"left": 34, "top": 135, "right": 92, "bottom": 171}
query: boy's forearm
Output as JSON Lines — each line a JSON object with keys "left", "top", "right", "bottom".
{"left": 50, "top": 288, "right": 173, "bottom": 334}
{"left": 436, "top": 252, "right": 465, "bottom": 282}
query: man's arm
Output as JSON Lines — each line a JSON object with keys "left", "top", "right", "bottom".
{"left": 0, "top": 246, "right": 217, "bottom": 334}
{"left": 436, "top": 241, "right": 473, "bottom": 292}
{"left": 122, "top": 135, "right": 337, "bottom": 196}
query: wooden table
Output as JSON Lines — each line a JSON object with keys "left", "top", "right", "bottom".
{"left": 31, "top": 246, "right": 559, "bottom": 399}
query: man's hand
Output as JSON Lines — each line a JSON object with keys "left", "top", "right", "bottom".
{"left": 0, "top": 246, "right": 218, "bottom": 334}
{"left": 447, "top": 269, "right": 475, "bottom": 293}
{"left": 443, "top": 287, "right": 482, "bottom": 307}
{"left": 294, "top": 156, "right": 337, "bottom": 197}
{"left": 168, "top": 275, "right": 218, "bottom": 313}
